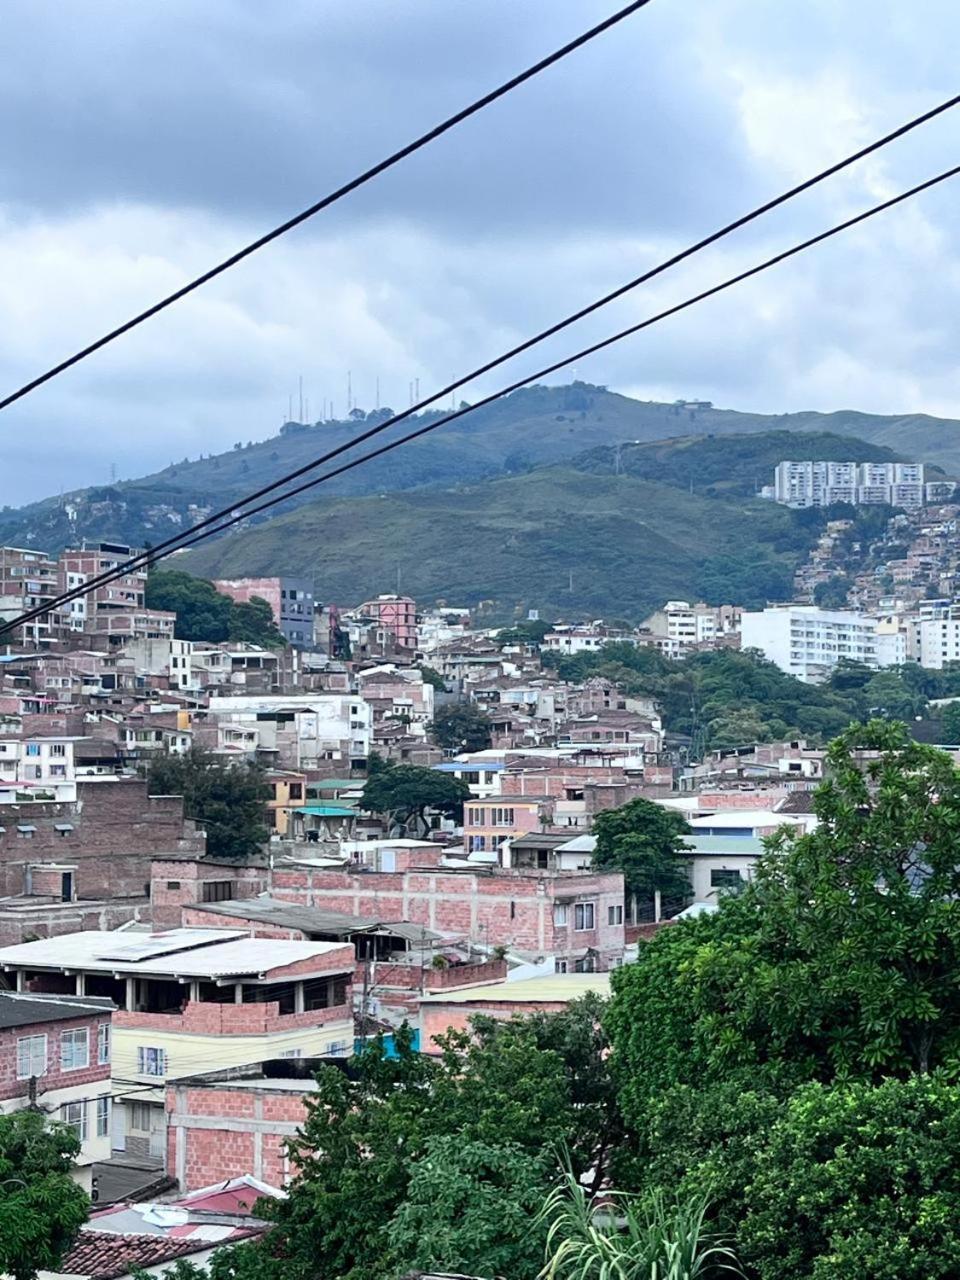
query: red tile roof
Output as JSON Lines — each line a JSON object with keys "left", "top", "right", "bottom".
{"left": 59, "top": 1227, "right": 258, "bottom": 1278}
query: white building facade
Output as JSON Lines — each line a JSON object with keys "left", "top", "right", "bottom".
{"left": 772, "top": 461, "right": 926, "bottom": 510}
{"left": 741, "top": 606, "right": 883, "bottom": 682}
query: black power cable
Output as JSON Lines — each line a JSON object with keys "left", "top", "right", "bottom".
{"left": 0, "top": 0, "right": 654, "bottom": 414}
{"left": 4, "top": 89, "right": 957, "bottom": 635}
{"left": 6, "top": 159, "right": 957, "bottom": 640}
{"left": 143, "top": 162, "right": 960, "bottom": 558}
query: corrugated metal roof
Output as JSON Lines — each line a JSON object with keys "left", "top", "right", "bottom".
{"left": 0, "top": 991, "right": 114, "bottom": 1029}
{"left": 0, "top": 928, "right": 351, "bottom": 978}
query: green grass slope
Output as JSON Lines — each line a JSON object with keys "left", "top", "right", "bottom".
{"left": 3, "top": 384, "right": 957, "bottom": 553}
{"left": 177, "top": 466, "right": 812, "bottom": 622}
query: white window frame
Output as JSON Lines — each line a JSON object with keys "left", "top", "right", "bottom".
{"left": 96, "top": 1095, "right": 111, "bottom": 1138}
{"left": 607, "top": 904, "right": 624, "bottom": 926}
{"left": 60, "top": 1028, "right": 90, "bottom": 1072}
{"left": 137, "top": 1046, "right": 166, "bottom": 1077}
{"left": 61, "top": 1100, "right": 87, "bottom": 1141}
{"left": 98, "top": 1022, "right": 111, "bottom": 1065}
{"left": 553, "top": 903, "right": 569, "bottom": 926}
{"left": 574, "top": 902, "right": 596, "bottom": 931}
{"left": 16, "top": 1034, "right": 47, "bottom": 1079}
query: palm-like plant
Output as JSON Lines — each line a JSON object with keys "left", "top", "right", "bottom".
{"left": 539, "top": 1170, "right": 742, "bottom": 1280}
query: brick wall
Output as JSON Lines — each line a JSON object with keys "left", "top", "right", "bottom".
{"left": 116, "top": 999, "right": 350, "bottom": 1036}
{"left": 0, "top": 780, "right": 204, "bottom": 900}
{"left": 0, "top": 1011, "right": 111, "bottom": 1103}
{"left": 0, "top": 898, "right": 144, "bottom": 947}
{"left": 166, "top": 1081, "right": 309, "bottom": 1192}
{"left": 150, "top": 859, "right": 268, "bottom": 929}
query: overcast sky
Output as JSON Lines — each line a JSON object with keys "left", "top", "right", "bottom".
{"left": 2, "top": 0, "right": 960, "bottom": 504}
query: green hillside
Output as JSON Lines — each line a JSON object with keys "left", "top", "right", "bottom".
{"left": 2, "top": 383, "right": 957, "bottom": 553}
{"left": 573, "top": 430, "right": 907, "bottom": 498}
{"left": 178, "top": 463, "right": 836, "bottom": 622}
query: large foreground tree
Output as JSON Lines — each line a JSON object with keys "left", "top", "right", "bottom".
{"left": 0, "top": 1112, "right": 89, "bottom": 1280}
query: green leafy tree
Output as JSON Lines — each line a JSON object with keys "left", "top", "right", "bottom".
{"left": 430, "top": 702, "right": 493, "bottom": 752}
{"left": 361, "top": 764, "right": 470, "bottom": 836}
{"left": 592, "top": 796, "right": 690, "bottom": 902}
{"left": 228, "top": 596, "right": 285, "bottom": 647}
{"left": 939, "top": 699, "right": 960, "bottom": 743}
{"left": 418, "top": 664, "right": 447, "bottom": 691}
{"left": 741, "top": 1076, "right": 960, "bottom": 1280}
{"left": 813, "top": 574, "right": 852, "bottom": 608}
{"left": 148, "top": 747, "right": 270, "bottom": 859}
{"left": 0, "top": 1111, "right": 89, "bottom": 1280}
{"left": 259, "top": 1005, "right": 614, "bottom": 1280}
{"left": 145, "top": 569, "right": 284, "bottom": 647}
{"left": 389, "top": 1136, "right": 549, "bottom": 1280}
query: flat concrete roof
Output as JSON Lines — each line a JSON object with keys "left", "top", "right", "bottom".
{"left": 419, "top": 973, "right": 611, "bottom": 1005}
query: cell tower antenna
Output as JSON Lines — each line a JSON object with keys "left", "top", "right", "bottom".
{"left": 305, "top": 397, "right": 310, "bottom": 422}
{"left": 298, "top": 375, "right": 303, "bottom": 422}
{"left": 375, "top": 377, "right": 380, "bottom": 410}
{"left": 288, "top": 393, "right": 293, "bottom": 421}
{"left": 347, "top": 371, "right": 352, "bottom": 412}
{"left": 414, "top": 376, "right": 420, "bottom": 402}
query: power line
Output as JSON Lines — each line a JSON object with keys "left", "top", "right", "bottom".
{"left": 0, "top": 0, "right": 654, "bottom": 415}
{"left": 153, "top": 162, "right": 960, "bottom": 550}
{"left": 3, "top": 91, "right": 956, "bottom": 638}
{"left": 6, "top": 158, "right": 959, "bottom": 636}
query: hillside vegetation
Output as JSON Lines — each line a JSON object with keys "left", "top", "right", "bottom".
{"left": 178, "top": 457, "right": 861, "bottom": 621}
{"left": 1, "top": 383, "right": 956, "bottom": 552}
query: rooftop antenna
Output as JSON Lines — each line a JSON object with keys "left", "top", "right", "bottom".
{"left": 298, "top": 375, "right": 304, "bottom": 422}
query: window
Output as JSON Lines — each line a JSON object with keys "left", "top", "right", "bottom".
{"left": 574, "top": 902, "right": 596, "bottom": 931}
{"left": 555, "top": 959, "right": 568, "bottom": 974}
{"left": 25, "top": 743, "right": 40, "bottom": 757}
{"left": 166, "top": 880, "right": 181, "bottom": 890}
{"left": 492, "top": 806, "right": 515, "bottom": 827}
{"left": 288, "top": 782, "right": 303, "bottom": 800}
{"left": 607, "top": 904, "right": 624, "bottom": 926}
{"left": 61, "top": 1028, "right": 89, "bottom": 1071}
{"left": 129, "top": 1101, "right": 153, "bottom": 1131}
{"left": 98, "top": 1023, "right": 111, "bottom": 1065}
{"left": 279, "top": 1047, "right": 303, "bottom": 1059}
{"left": 553, "top": 903, "right": 568, "bottom": 926}
{"left": 96, "top": 1095, "right": 110, "bottom": 1138}
{"left": 60, "top": 1100, "right": 87, "bottom": 1141}
{"left": 49, "top": 744, "right": 65, "bottom": 757}
{"left": 711, "top": 869, "right": 745, "bottom": 893}
{"left": 137, "top": 1046, "right": 166, "bottom": 1077}
{"left": 16, "top": 1034, "right": 46, "bottom": 1079}
{"left": 201, "top": 880, "right": 234, "bottom": 903}
{"left": 468, "top": 835, "right": 486, "bottom": 852}
{"left": 327, "top": 1039, "right": 349, "bottom": 1056}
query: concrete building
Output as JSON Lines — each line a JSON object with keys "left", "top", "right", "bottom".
{"left": 0, "top": 546, "right": 67, "bottom": 647}
{"left": 641, "top": 600, "right": 741, "bottom": 657}
{"left": 740, "top": 605, "right": 882, "bottom": 681}
{"left": 207, "top": 693, "right": 372, "bottom": 769}
{"left": 772, "top": 461, "right": 926, "bottom": 510}
{"left": 59, "top": 542, "right": 176, "bottom": 643}
{"left": 354, "top": 594, "right": 418, "bottom": 652}
{"left": 0, "top": 928, "right": 355, "bottom": 1161}
{"left": 0, "top": 991, "right": 114, "bottom": 1192}
{"left": 0, "top": 734, "right": 77, "bottom": 804}
{"left": 213, "top": 576, "right": 315, "bottom": 648}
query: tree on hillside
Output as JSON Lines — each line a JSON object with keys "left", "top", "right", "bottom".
{"left": 228, "top": 596, "right": 285, "bottom": 647}
{"left": 145, "top": 569, "right": 284, "bottom": 647}
{"left": 813, "top": 574, "right": 853, "bottom": 608}
{"left": 361, "top": 764, "right": 470, "bottom": 836}
{"left": 592, "top": 796, "right": 690, "bottom": 904}
{"left": 0, "top": 1111, "right": 89, "bottom": 1280}
{"left": 431, "top": 703, "right": 493, "bottom": 753}
{"left": 148, "top": 748, "right": 270, "bottom": 859}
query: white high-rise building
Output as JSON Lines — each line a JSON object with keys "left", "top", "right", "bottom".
{"left": 741, "top": 605, "right": 883, "bottom": 682}
{"left": 772, "top": 461, "right": 927, "bottom": 510}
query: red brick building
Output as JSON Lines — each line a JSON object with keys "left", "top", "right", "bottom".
{"left": 0, "top": 990, "right": 114, "bottom": 1192}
